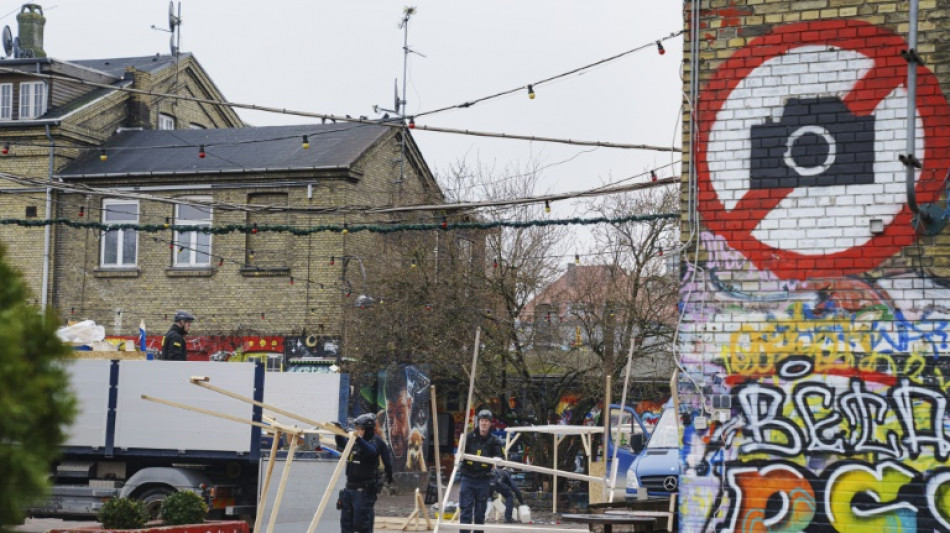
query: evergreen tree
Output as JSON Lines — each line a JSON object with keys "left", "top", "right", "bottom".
{"left": 0, "top": 244, "right": 76, "bottom": 531}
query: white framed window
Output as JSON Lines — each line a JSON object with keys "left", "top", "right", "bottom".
{"left": 18, "top": 81, "right": 47, "bottom": 119}
{"left": 173, "top": 199, "right": 212, "bottom": 267}
{"left": 100, "top": 199, "right": 139, "bottom": 267}
{"left": 158, "top": 113, "right": 175, "bottom": 130}
{"left": 0, "top": 84, "right": 12, "bottom": 120}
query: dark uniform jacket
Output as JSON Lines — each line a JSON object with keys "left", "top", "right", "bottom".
{"left": 336, "top": 433, "right": 395, "bottom": 487}
{"left": 460, "top": 429, "right": 504, "bottom": 479}
{"left": 492, "top": 468, "right": 524, "bottom": 504}
{"left": 160, "top": 324, "right": 188, "bottom": 361}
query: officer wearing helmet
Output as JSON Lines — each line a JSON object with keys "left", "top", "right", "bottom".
{"left": 335, "top": 413, "right": 394, "bottom": 533}
{"left": 159, "top": 310, "right": 194, "bottom": 361}
{"left": 459, "top": 409, "right": 503, "bottom": 533}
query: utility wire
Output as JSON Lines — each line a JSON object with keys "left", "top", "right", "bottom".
{"left": 0, "top": 64, "right": 679, "bottom": 152}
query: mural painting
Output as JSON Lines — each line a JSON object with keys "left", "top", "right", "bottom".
{"left": 681, "top": 16, "right": 950, "bottom": 532}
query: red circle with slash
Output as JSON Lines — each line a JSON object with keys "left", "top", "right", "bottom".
{"left": 696, "top": 20, "right": 950, "bottom": 280}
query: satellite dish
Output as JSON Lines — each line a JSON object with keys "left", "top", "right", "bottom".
{"left": 168, "top": 1, "right": 180, "bottom": 31}
{"left": 2, "top": 26, "right": 12, "bottom": 58}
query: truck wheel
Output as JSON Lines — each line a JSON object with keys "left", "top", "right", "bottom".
{"left": 139, "top": 487, "right": 175, "bottom": 520}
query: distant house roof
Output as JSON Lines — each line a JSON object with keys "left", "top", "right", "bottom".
{"left": 57, "top": 123, "right": 392, "bottom": 179}
{"left": 521, "top": 264, "right": 629, "bottom": 321}
{"left": 71, "top": 54, "right": 184, "bottom": 78}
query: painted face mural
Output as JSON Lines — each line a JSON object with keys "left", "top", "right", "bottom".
{"left": 681, "top": 19, "right": 950, "bottom": 532}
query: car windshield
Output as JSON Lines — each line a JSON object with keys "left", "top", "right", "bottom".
{"left": 646, "top": 408, "right": 679, "bottom": 449}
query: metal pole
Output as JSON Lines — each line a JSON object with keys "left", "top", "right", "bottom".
{"left": 905, "top": 0, "right": 921, "bottom": 213}
{"left": 430, "top": 384, "right": 444, "bottom": 506}
{"left": 608, "top": 340, "right": 637, "bottom": 502}
{"left": 41, "top": 125, "right": 54, "bottom": 311}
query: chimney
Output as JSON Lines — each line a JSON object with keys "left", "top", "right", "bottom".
{"left": 17, "top": 4, "right": 46, "bottom": 58}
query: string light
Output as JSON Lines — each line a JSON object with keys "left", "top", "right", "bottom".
{"left": 408, "top": 117, "right": 415, "bottom": 129}
{"left": 441, "top": 216, "right": 447, "bottom": 230}
{"left": 656, "top": 41, "right": 666, "bottom": 55}
{"left": 330, "top": 256, "right": 335, "bottom": 266}
{"left": 410, "top": 258, "right": 417, "bottom": 269}
{"left": 493, "top": 259, "right": 498, "bottom": 269}
{"left": 1, "top": 143, "right": 8, "bottom": 155}
{"left": 198, "top": 145, "right": 206, "bottom": 158}
{"left": 164, "top": 217, "right": 170, "bottom": 229}
{"left": 527, "top": 84, "right": 535, "bottom": 99}
{"left": 342, "top": 223, "right": 349, "bottom": 235}
{"left": 0, "top": 212, "right": 677, "bottom": 235}
{"left": 251, "top": 223, "right": 258, "bottom": 234}
{"left": 261, "top": 312, "right": 265, "bottom": 320}
{"left": 290, "top": 277, "right": 294, "bottom": 285}
{"left": 78, "top": 206, "right": 84, "bottom": 218}
{"left": 301, "top": 135, "right": 310, "bottom": 149}
{"left": 99, "top": 149, "right": 108, "bottom": 162}
{"left": 248, "top": 250, "right": 255, "bottom": 261}
{"left": 575, "top": 254, "right": 580, "bottom": 265}
{"left": 658, "top": 247, "right": 664, "bottom": 256}
{"left": 544, "top": 200, "right": 551, "bottom": 213}
{"left": 218, "top": 258, "right": 223, "bottom": 267}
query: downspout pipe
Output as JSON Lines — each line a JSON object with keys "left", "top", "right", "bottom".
{"left": 42, "top": 124, "right": 53, "bottom": 311}
{"left": 904, "top": 0, "right": 921, "bottom": 215}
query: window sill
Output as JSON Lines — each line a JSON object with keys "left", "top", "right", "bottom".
{"left": 166, "top": 267, "right": 216, "bottom": 278}
{"left": 93, "top": 267, "right": 141, "bottom": 278}
{"left": 240, "top": 266, "right": 290, "bottom": 278}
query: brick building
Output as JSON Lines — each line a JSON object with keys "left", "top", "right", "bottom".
{"left": 0, "top": 4, "right": 445, "bottom": 367}
{"left": 678, "top": 0, "right": 950, "bottom": 530}
{"left": 0, "top": 3, "right": 242, "bottom": 302}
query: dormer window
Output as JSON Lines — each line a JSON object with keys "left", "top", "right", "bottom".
{"left": 0, "top": 84, "right": 11, "bottom": 120}
{"left": 158, "top": 113, "right": 175, "bottom": 130}
{"left": 19, "top": 81, "right": 47, "bottom": 119}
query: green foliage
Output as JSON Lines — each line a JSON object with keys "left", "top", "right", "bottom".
{"left": 97, "top": 497, "right": 148, "bottom": 530}
{"left": 159, "top": 490, "right": 207, "bottom": 525}
{"left": 0, "top": 243, "right": 77, "bottom": 531}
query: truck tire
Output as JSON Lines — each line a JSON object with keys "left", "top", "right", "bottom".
{"left": 138, "top": 487, "right": 176, "bottom": 520}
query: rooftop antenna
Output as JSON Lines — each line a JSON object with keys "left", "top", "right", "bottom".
{"left": 151, "top": 2, "right": 182, "bottom": 109}
{"left": 374, "top": 7, "right": 424, "bottom": 189}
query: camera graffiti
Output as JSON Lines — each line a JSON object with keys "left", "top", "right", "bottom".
{"left": 683, "top": 16, "right": 950, "bottom": 533}
{"left": 749, "top": 97, "right": 875, "bottom": 189}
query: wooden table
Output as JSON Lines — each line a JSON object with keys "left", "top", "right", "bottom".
{"left": 560, "top": 513, "right": 658, "bottom": 533}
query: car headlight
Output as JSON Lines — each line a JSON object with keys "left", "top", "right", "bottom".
{"left": 625, "top": 474, "right": 640, "bottom": 489}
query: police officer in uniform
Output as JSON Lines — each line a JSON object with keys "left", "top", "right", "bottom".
{"left": 159, "top": 310, "right": 194, "bottom": 360}
{"left": 335, "top": 413, "right": 394, "bottom": 533}
{"left": 459, "top": 409, "right": 503, "bottom": 533}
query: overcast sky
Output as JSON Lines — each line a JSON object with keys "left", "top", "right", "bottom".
{"left": 12, "top": 1, "right": 684, "bottom": 256}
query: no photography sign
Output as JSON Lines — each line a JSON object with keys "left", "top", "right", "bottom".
{"left": 696, "top": 20, "right": 950, "bottom": 280}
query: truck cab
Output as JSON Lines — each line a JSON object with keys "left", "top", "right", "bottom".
{"left": 624, "top": 405, "right": 680, "bottom": 499}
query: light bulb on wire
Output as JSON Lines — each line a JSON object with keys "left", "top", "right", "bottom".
{"left": 544, "top": 200, "right": 551, "bottom": 213}
{"left": 198, "top": 145, "right": 206, "bottom": 158}
{"left": 656, "top": 41, "right": 666, "bottom": 55}
{"left": 301, "top": 135, "right": 310, "bottom": 149}
{"left": 527, "top": 84, "right": 535, "bottom": 99}
{"left": 99, "top": 149, "right": 108, "bottom": 162}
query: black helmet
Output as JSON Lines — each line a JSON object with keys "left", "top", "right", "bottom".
{"left": 354, "top": 413, "right": 376, "bottom": 431}
{"left": 477, "top": 409, "right": 493, "bottom": 421}
{"left": 173, "top": 310, "right": 196, "bottom": 322}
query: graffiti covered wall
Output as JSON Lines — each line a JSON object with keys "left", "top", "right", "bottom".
{"left": 680, "top": 2, "right": 950, "bottom": 532}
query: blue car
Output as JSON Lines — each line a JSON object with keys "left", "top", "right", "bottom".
{"left": 625, "top": 406, "right": 680, "bottom": 499}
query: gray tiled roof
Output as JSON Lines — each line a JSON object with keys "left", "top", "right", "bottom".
{"left": 57, "top": 123, "right": 391, "bottom": 178}
{"left": 71, "top": 54, "right": 184, "bottom": 78}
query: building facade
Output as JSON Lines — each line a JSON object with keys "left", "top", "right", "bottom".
{"left": 678, "top": 1, "right": 950, "bottom": 531}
